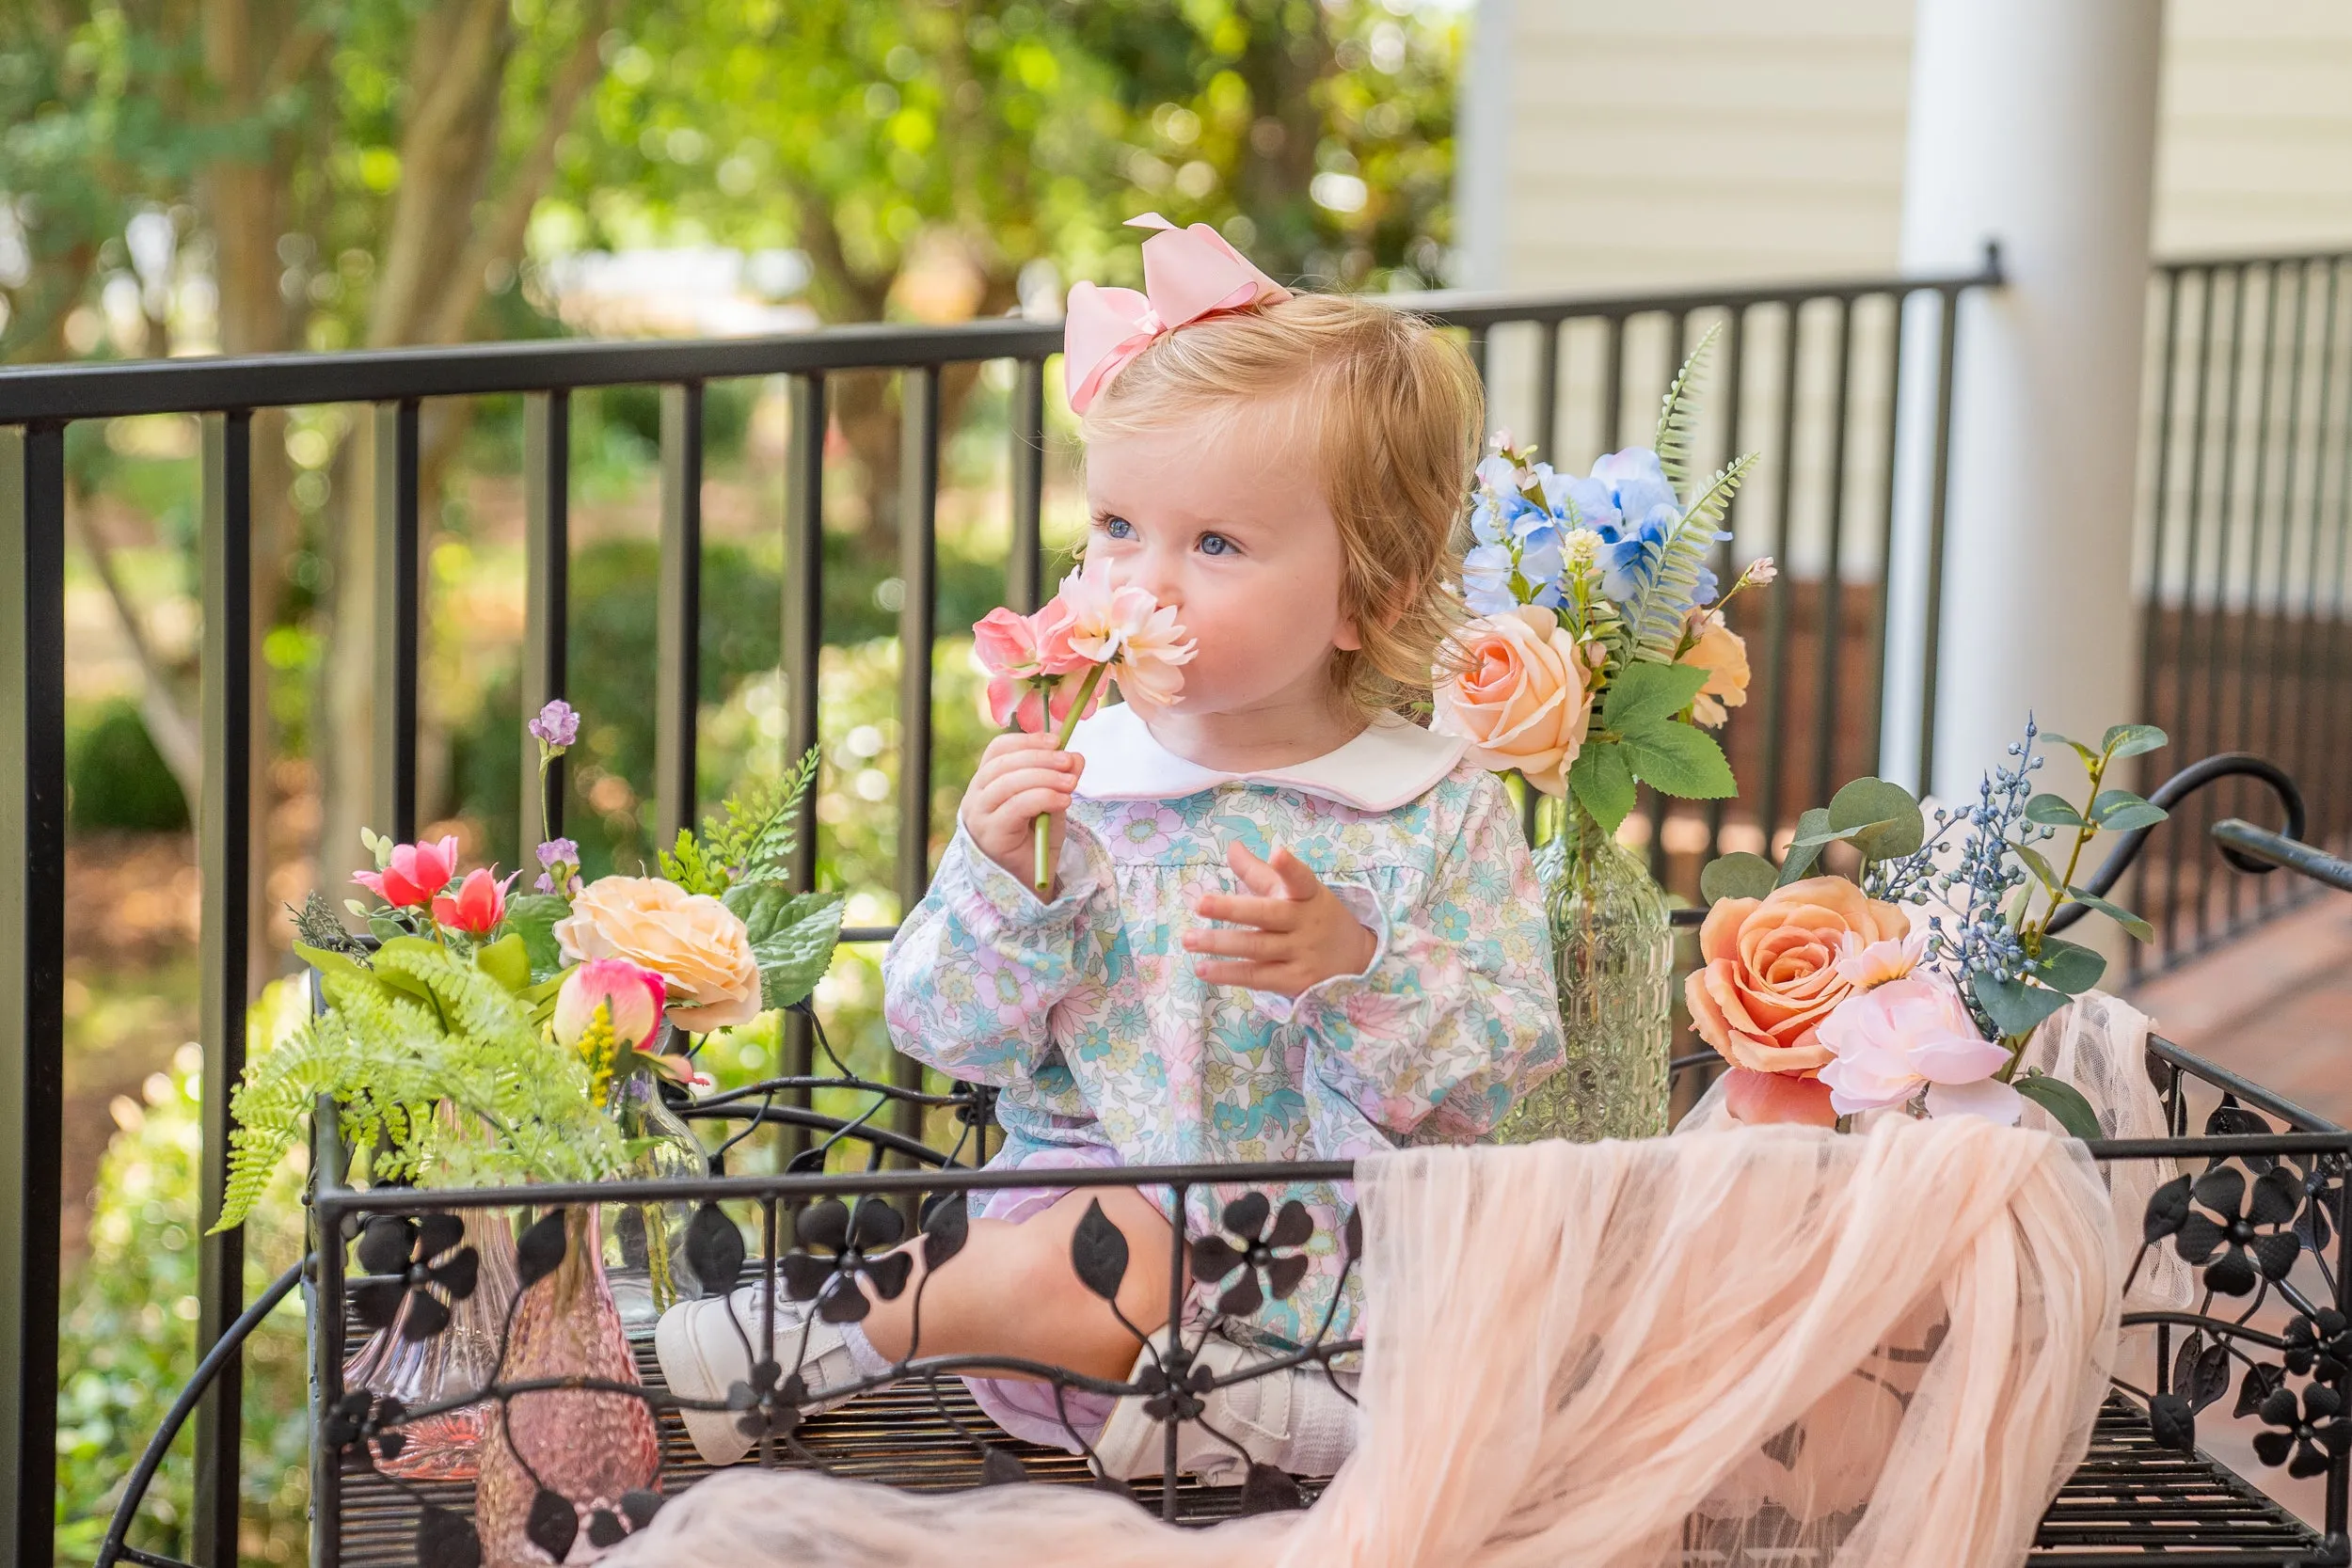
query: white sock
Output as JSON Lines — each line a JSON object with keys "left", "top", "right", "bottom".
{"left": 1272, "top": 1370, "right": 1359, "bottom": 1477}
{"left": 837, "top": 1320, "right": 894, "bottom": 1381}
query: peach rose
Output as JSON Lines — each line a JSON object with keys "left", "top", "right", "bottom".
{"left": 555, "top": 876, "right": 762, "bottom": 1033}
{"left": 1679, "top": 612, "right": 1750, "bottom": 728}
{"left": 1683, "top": 876, "right": 1912, "bottom": 1076}
{"left": 1431, "top": 607, "right": 1599, "bottom": 797}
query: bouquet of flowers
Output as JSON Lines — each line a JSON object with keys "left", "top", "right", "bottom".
{"left": 211, "top": 700, "right": 845, "bottom": 1231}
{"left": 1688, "top": 718, "right": 2168, "bottom": 1133}
{"left": 973, "top": 566, "right": 1196, "bottom": 893}
{"left": 1431, "top": 329, "right": 1773, "bottom": 834}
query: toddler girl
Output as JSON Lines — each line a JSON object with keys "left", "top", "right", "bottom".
{"left": 659, "top": 217, "right": 1563, "bottom": 1483}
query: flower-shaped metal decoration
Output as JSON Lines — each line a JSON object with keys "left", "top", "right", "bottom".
{"left": 2295, "top": 1157, "right": 2344, "bottom": 1254}
{"left": 1190, "top": 1193, "right": 1315, "bottom": 1319}
{"left": 2146, "top": 1166, "right": 2301, "bottom": 1296}
{"left": 353, "top": 1212, "right": 478, "bottom": 1339}
{"left": 779, "top": 1197, "right": 912, "bottom": 1323}
{"left": 2255, "top": 1382, "right": 2352, "bottom": 1479}
{"left": 2284, "top": 1308, "right": 2352, "bottom": 1383}
{"left": 322, "top": 1390, "right": 408, "bottom": 1466}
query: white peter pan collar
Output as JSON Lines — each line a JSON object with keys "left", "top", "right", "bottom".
{"left": 1067, "top": 702, "right": 1466, "bottom": 812}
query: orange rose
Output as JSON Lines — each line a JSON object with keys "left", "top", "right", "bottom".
{"left": 1684, "top": 876, "right": 1912, "bottom": 1076}
{"left": 1678, "top": 612, "right": 1750, "bottom": 728}
{"left": 1431, "top": 607, "right": 1599, "bottom": 797}
{"left": 555, "top": 876, "right": 763, "bottom": 1033}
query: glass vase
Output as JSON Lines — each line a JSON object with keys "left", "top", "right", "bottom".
{"left": 342, "top": 1212, "right": 520, "bottom": 1482}
{"left": 1490, "top": 796, "right": 1675, "bottom": 1143}
{"left": 601, "top": 1075, "right": 709, "bottom": 1328}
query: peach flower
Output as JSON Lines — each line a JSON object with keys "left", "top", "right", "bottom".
{"left": 1057, "top": 567, "right": 1196, "bottom": 706}
{"left": 555, "top": 876, "right": 763, "bottom": 1032}
{"left": 1684, "top": 876, "right": 1912, "bottom": 1076}
{"left": 1431, "top": 607, "right": 1600, "bottom": 797}
{"left": 1679, "top": 612, "right": 1750, "bottom": 728}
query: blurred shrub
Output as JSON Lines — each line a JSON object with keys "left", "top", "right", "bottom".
{"left": 68, "top": 699, "right": 190, "bottom": 833}
{"left": 55, "top": 984, "right": 313, "bottom": 1566}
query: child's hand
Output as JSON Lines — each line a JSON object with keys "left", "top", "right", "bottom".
{"left": 1184, "top": 840, "right": 1377, "bottom": 998}
{"left": 960, "top": 733, "right": 1085, "bottom": 895}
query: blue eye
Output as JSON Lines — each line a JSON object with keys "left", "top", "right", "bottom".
{"left": 1199, "top": 532, "right": 1233, "bottom": 557}
{"left": 1102, "top": 515, "right": 1135, "bottom": 540}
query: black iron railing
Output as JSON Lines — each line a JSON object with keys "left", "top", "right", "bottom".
{"left": 2135, "top": 250, "right": 2352, "bottom": 976}
{"left": 3, "top": 261, "right": 2020, "bottom": 1564}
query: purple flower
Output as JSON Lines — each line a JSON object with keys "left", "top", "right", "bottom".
{"left": 534, "top": 836, "right": 581, "bottom": 896}
{"left": 528, "top": 699, "right": 579, "bottom": 751}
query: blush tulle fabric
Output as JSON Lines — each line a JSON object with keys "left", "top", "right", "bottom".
{"left": 610, "top": 998, "right": 2155, "bottom": 1567}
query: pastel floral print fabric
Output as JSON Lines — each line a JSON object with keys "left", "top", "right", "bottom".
{"left": 884, "top": 763, "right": 1564, "bottom": 1352}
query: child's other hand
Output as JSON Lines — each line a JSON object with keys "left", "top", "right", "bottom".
{"left": 1184, "top": 840, "right": 1377, "bottom": 998}
{"left": 960, "top": 733, "right": 1085, "bottom": 895}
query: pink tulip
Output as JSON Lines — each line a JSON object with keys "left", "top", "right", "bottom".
{"left": 354, "top": 834, "right": 460, "bottom": 909}
{"left": 553, "top": 958, "right": 667, "bottom": 1053}
{"left": 430, "top": 866, "right": 516, "bottom": 936}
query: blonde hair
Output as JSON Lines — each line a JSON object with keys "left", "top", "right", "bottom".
{"left": 1079, "top": 292, "right": 1484, "bottom": 716}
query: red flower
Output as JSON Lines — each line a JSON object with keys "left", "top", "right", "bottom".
{"left": 431, "top": 867, "right": 516, "bottom": 935}
{"left": 353, "top": 835, "right": 460, "bottom": 909}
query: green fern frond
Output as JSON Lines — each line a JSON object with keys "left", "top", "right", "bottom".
{"left": 1653, "top": 323, "right": 1723, "bottom": 490}
{"left": 1626, "top": 452, "right": 1757, "bottom": 664}
{"left": 668, "top": 743, "right": 823, "bottom": 894}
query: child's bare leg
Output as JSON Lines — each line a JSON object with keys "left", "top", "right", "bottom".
{"left": 855, "top": 1187, "right": 1174, "bottom": 1383}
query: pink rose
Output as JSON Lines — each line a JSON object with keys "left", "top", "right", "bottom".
{"left": 1431, "top": 607, "right": 1599, "bottom": 797}
{"left": 1684, "top": 877, "right": 1913, "bottom": 1076}
{"left": 354, "top": 834, "right": 459, "bottom": 909}
{"left": 1817, "top": 973, "right": 2019, "bottom": 1122}
{"left": 973, "top": 599, "right": 1121, "bottom": 732}
{"left": 431, "top": 866, "right": 516, "bottom": 935}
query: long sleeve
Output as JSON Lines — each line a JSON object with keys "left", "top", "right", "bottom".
{"left": 1282, "top": 772, "right": 1563, "bottom": 1148}
{"left": 882, "top": 819, "right": 1110, "bottom": 1089}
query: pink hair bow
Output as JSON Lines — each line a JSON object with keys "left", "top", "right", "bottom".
{"left": 1062, "top": 213, "right": 1291, "bottom": 414}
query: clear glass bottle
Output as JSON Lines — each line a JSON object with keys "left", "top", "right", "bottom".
{"left": 602, "top": 1075, "right": 710, "bottom": 1327}
{"left": 342, "top": 1208, "right": 519, "bottom": 1482}
{"left": 1490, "top": 798, "right": 1675, "bottom": 1144}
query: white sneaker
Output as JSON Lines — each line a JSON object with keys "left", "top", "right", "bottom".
{"left": 654, "top": 1287, "right": 870, "bottom": 1465}
{"left": 1089, "top": 1335, "right": 1359, "bottom": 1486}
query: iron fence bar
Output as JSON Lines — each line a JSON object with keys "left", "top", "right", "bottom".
{"left": 2232, "top": 262, "right": 2286, "bottom": 927}
{"left": 0, "top": 266, "right": 2019, "bottom": 424}
{"left": 1915, "top": 285, "right": 1962, "bottom": 796}
{"left": 2208, "top": 819, "right": 2352, "bottom": 895}
{"left": 657, "top": 382, "right": 705, "bottom": 845}
{"left": 1465, "top": 325, "right": 1488, "bottom": 389}
{"left": 2259, "top": 263, "right": 2312, "bottom": 920}
{"left": 1705, "top": 304, "right": 1746, "bottom": 857}
{"left": 2165, "top": 268, "right": 2220, "bottom": 959}
{"left": 309, "top": 1099, "right": 348, "bottom": 1568}
{"left": 897, "top": 366, "right": 942, "bottom": 1151}
{"left": 1864, "top": 292, "right": 1904, "bottom": 778}
{"left": 2195, "top": 266, "right": 2251, "bottom": 949}
{"left": 0, "top": 420, "right": 66, "bottom": 1568}
{"left": 194, "top": 410, "right": 253, "bottom": 1568}
{"left": 1599, "top": 311, "right": 1626, "bottom": 459}
{"left": 1533, "top": 317, "right": 1561, "bottom": 458}
{"left": 372, "top": 400, "right": 421, "bottom": 840}
{"left": 1010, "top": 358, "right": 1046, "bottom": 612}
{"left": 2322, "top": 259, "right": 2352, "bottom": 854}
{"left": 2132, "top": 270, "right": 2186, "bottom": 978}
{"left": 1757, "top": 299, "right": 1804, "bottom": 839}
{"left": 783, "top": 372, "right": 827, "bottom": 1154}
{"left": 522, "top": 389, "right": 571, "bottom": 853}
{"left": 2290, "top": 262, "right": 2342, "bottom": 862}
{"left": 1811, "top": 293, "right": 1856, "bottom": 812}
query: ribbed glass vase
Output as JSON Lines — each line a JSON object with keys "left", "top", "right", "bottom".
{"left": 1490, "top": 797, "right": 1675, "bottom": 1143}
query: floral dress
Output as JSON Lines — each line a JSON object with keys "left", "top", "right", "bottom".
{"left": 883, "top": 705, "right": 1563, "bottom": 1372}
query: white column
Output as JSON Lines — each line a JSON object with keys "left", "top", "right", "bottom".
{"left": 1883, "top": 0, "right": 2165, "bottom": 802}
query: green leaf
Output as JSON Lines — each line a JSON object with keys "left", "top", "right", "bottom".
{"left": 2065, "top": 887, "right": 2157, "bottom": 943}
{"left": 372, "top": 936, "right": 447, "bottom": 1008}
{"left": 1699, "top": 851, "right": 1779, "bottom": 904}
{"left": 2091, "top": 789, "right": 2168, "bottom": 832}
{"left": 498, "top": 893, "right": 574, "bottom": 984}
{"left": 2015, "top": 1071, "right": 2103, "bottom": 1140}
{"left": 1623, "top": 723, "right": 1735, "bottom": 800}
{"left": 1568, "top": 743, "right": 1638, "bottom": 837}
{"left": 2101, "top": 723, "right": 2168, "bottom": 759}
{"left": 474, "top": 933, "right": 532, "bottom": 994}
{"left": 1972, "top": 973, "right": 2070, "bottom": 1037}
{"left": 2015, "top": 842, "right": 2064, "bottom": 892}
{"left": 1827, "top": 776, "right": 1926, "bottom": 861}
{"left": 2032, "top": 936, "right": 2106, "bottom": 995}
{"left": 2040, "top": 733, "right": 2102, "bottom": 770}
{"left": 1601, "top": 662, "right": 1708, "bottom": 736}
{"left": 1778, "top": 808, "right": 1835, "bottom": 885}
{"left": 723, "top": 884, "right": 846, "bottom": 1012}
{"left": 2024, "top": 793, "right": 2087, "bottom": 828}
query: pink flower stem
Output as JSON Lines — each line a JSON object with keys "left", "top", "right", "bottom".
{"left": 1033, "top": 661, "right": 1109, "bottom": 895}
